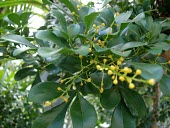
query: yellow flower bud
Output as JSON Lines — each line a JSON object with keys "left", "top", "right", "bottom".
{"left": 96, "top": 65, "right": 101, "bottom": 70}
{"left": 89, "top": 48, "right": 92, "bottom": 52}
{"left": 113, "top": 79, "right": 118, "bottom": 85}
{"left": 87, "top": 78, "right": 91, "bottom": 82}
{"left": 108, "top": 54, "right": 112, "bottom": 59}
{"left": 117, "top": 60, "right": 122, "bottom": 65}
{"left": 129, "top": 83, "right": 135, "bottom": 89}
{"left": 90, "top": 60, "right": 94, "bottom": 64}
{"left": 44, "top": 101, "right": 51, "bottom": 107}
{"left": 72, "top": 11, "right": 75, "bottom": 15}
{"left": 115, "top": 12, "right": 119, "bottom": 16}
{"left": 103, "top": 59, "right": 107, "bottom": 63}
{"left": 135, "top": 69, "right": 142, "bottom": 75}
{"left": 110, "top": 65, "right": 115, "bottom": 70}
{"left": 93, "top": 24, "right": 96, "bottom": 28}
{"left": 79, "top": 55, "right": 83, "bottom": 59}
{"left": 102, "top": 23, "right": 105, "bottom": 26}
{"left": 119, "top": 76, "right": 125, "bottom": 81}
{"left": 112, "top": 75, "right": 115, "bottom": 80}
{"left": 100, "top": 88, "right": 104, "bottom": 93}
{"left": 57, "top": 87, "right": 62, "bottom": 91}
{"left": 108, "top": 70, "right": 113, "bottom": 75}
{"left": 148, "top": 78, "right": 155, "bottom": 85}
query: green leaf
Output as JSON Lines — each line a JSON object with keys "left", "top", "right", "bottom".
{"left": 121, "top": 42, "right": 146, "bottom": 51}
{"left": 2, "top": 34, "right": 36, "bottom": 48}
{"left": 121, "top": 88, "right": 147, "bottom": 118}
{"left": 103, "top": 0, "right": 112, "bottom": 7}
{"left": 111, "top": 49, "right": 131, "bottom": 57}
{"left": 79, "top": 7, "right": 95, "bottom": 22}
{"left": 28, "top": 81, "right": 62, "bottom": 103}
{"left": 20, "top": 12, "right": 32, "bottom": 26}
{"left": 115, "top": 11, "right": 132, "bottom": 24}
{"left": 70, "top": 93, "right": 97, "bottom": 128}
{"left": 73, "top": 44, "right": 90, "bottom": 56}
{"left": 14, "top": 67, "right": 37, "bottom": 81}
{"left": 52, "top": 10, "right": 67, "bottom": 31}
{"left": 130, "top": 62, "right": 164, "bottom": 81}
{"left": 32, "top": 102, "right": 70, "bottom": 128}
{"left": 8, "top": 13, "right": 20, "bottom": 25}
{"left": 160, "top": 75, "right": 170, "bottom": 97}
{"left": 100, "top": 87, "right": 121, "bottom": 109}
{"left": 90, "top": 72, "right": 112, "bottom": 89}
{"left": 35, "top": 30, "right": 64, "bottom": 47}
{"left": 67, "top": 24, "right": 80, "bottom": 39}
{"left": 93, "top": 43, "right": 109, "bottom": 52}
{"left": 84, "top": 12, "right": 99, "bottom": 30}
{"left": 13, "top": 47, "right": 33, "bottom": 56}
{"left": 111, "top": 103, "right": 136, "bottom": 128}
{"left": 59, "top": 0, "right": 76, "bottom": 13}
{"left": 38, "top": 47, "right": 61, "bottom": 58}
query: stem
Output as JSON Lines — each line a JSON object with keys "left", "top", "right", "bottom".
{"left": 152, "top": 82, "right": 160, "bottom": 128}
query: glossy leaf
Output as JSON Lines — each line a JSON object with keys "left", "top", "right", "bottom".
{"left": 59, "top": 0, "right": 76, "bottom": 13}
{"left": 8, "top": 13, "right": 20, "bottom": 25}
{"left": 111, "top": 49, "right": 131, "bottom": 57}
{"left": 28, "top": 81, "right": 62, "bottom": 103}
{"left": 70, "top": 93, "right": 97, "bottom": 128}
{"left": 100, "top": 87, "right": 121, "bottom": 109}
{"left": 103, "top": 0, "right": 112, "bottom": 7}
{"left": 73, "top": 44, "right": 90, "bottom": 56}
{"left": 121, "top": 88, "right": 147, "bottom": 118}
{"left": 2, "top": 34, "right": 36, "bottom": 48}
{"left": 52, "top": 10, "right": 67, "bottom": 31}
{"left": 90, "top": 72, "right": 112, "bottom": 89}
{"left": 111, "top": 103, "right": 136, "bottom": 128}
{"left": 38, "top": 47, "right": 61, "bottom": 58}
{"left": 121, "top": 42, "right": 146, "bottom": 51}
{"left": 160, "top": 75, "right": 170, "bottom": 97}
{"left": 32, "top": 102, "right": 70, "bottom": 128}
{"left": 35, "top": 30, "right": 64, "bottom": 47}
{"left": 67, "top": 24, "right": 80, "bottom": 39}
{"left": 14, "top": 67, "right": 37, "bottom": 81}
{"left": 13, "top": 47, "right": 33, "bottom": 56}
{"left": 84, "top": 12, "right": 99, "bottom": 30}
{"left": 130, "top": 62, "right": 164, "bottom": 81}
{"left": 79, "top": 7, "right": 95, "bottom": 22}
{"left": 115, "top": 11, "right": 132, "bottom": 24}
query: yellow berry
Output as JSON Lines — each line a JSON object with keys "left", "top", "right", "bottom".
{"left": 108, "top": 70, "right": 113, "bottom": 75}
{"left": 72, "top": 11, "right": 75, "bottom": 15}
{"left": 108, "top": 54, "right": 112, "bottom": 59}
{"left": 80, "top": 82, "right": 83, "bottom": 86}
{"left": 136, "top": 69, "right": 142, "bottom": 75}
{"left": 127, "top": 68, "right": 132, "bottom": 73}
{"left": 87, "top": 78, "right": 91, "bottom": 82}
{"left": 79, "top": 55, "right": 83, "bottom": 59}
{"left": 89, "top": 48, "right": 92, "bottom": 52}
{"left": 168, "top": 60, "right": 170, "bottom": 64}
{"left": 119, "top": 57, "right": 124, "bottom": 62}
{"left": 129, "top": 83, "right": 135, "bottom": 89}
{"left": 102, "top": 23, "right": 105, "bottom": 26}
{"left": 101, "top": 82, "right": 104, "bottom": 87}
{"left": 44, "top": 101, "right": 51, "bottom": 107}
{"left": 93, "top": 24, "right": 96, "bottom": 28}
{"left": 112, "top": 75, "right": 115, "bottom": 80}
{"left": 110, "top": 65, "right": 115, "bottom": 70}
{"left": 117, "top": 60, "right": 122, "bottom": 65}
{"left": 103, "top": 59, "right": 107, "bottom": 63}
{"left": 96, "top": 65, "right": 101, "bottom": 70}
{"left": 60, "top": 79, "right": 64, "bottom": 83}
{"left": 123, "top": 67, "right": 129, "bottom": 73}
{"left": 148, "top": 78, "right": 155, "bottom": 85}
{"left": 113, "top": 79, "right": 118, "bottom": 85}
{"left": 90, "top": 60, "right": 94, "bottom": 64}
{"left": 100, "top": 88, "right": 104, "bottom": 93}
{"left": 115, "top": 12, "right": 119, "bottom": 16}
{"left": 97, "top": 26, "right": 100, "bottom": 29}
{"left": 119, "top": 76, "right": 125, "bottom": 81}
{"left": 57, "top": 87, "right": 62, "bottom": 91}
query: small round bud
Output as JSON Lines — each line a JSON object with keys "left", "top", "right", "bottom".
{"left": 127, "top": 78, "right": 132, "bottom": 83}
{"left": 79, "top": 55, "right": 83, "bottom": 59}
{"left": 87, "top": 78, "right": 91, "bottom": 82}
{"left": 44, "top": 101, "right": 51, "bottom": 107}
{"left": 101, "top": 82, "right": 104, "bottom": 87}
{"left": 64, "top": 98, "right": 68, "bottom": 102}
{"left": 112, "top": 75, "right": 115, "bottom": 80}
{"left": 119, "top": 57, "right": 124, "bottom": 62}
{"left": 110, "top": 65, "right": 115, "bottom": 70}
{"left": 102, "top": 23, "right": 105, "bottom": 26}
{"left": 80, "top": 82, "right": 83, "bottom": 86}
{"left": 115, "top": 12, "right": 119, "bottom": 16}
{"left": 72, "top": 11, "right": 75, "bottom": 15}
{"left": 96, "top": 65, "right": 101, "bottom": 70}
{"left": 60, "top": 79, "right": 64, "bottom": 83}
{"left": 100, "top": 88, "right": 104, "bottom": 93}
{"left": 93, "top": 24, "right": 96, "bottom": 28}
{"left": 113, "top": 79, "right": 118, "bottom": 85}
{"left": 108, "top": 70, "right": 113, "bottom": 75}
{"left": 119, "top": 76, "right": 125, "bottom": 81}
{"left": 127, "top": 68, "right": 132, "bottom": 73}
{"left": 103, "top": 59, "right": 107, "bottom": 63}
{"left": 97, "top": 26, "right": 100, "bottom": 29}
{"left": 108, "top": 54, "right": 112, "bottom": 59}
{"left": 135, "top": 69, "right": 141, "bottom": 75}
{"left": 89, "top": 48, "right": 92, "bottom": 52}
{"left": 117, "top": 60, "right": 122, "bottom": 65}
{"left": 57, "top": 87, "right": 62, "bottom": 91}
{"left": 123, "top": 67, "right": 129, "bottom": 73}
{"left": 148, "top": 78, "right": 155, "bottom": 85}
{"left": 129, "top": 83, "right": 135, "bottom": 89}
{"left": 90, "top": 60, "right": 94, "bottom": 64}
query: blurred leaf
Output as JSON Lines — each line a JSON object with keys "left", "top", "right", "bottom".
{"left": 115, "top": 11, "right": 132, "bottom": 24}
{"left": 32, "top": 102, "right": 69, "bottom": 128}
{"left": 70, "top": 93, "right": 97, "bottom": 128}
{"left": 100, "top": 87, "right": 121, "bottom": 109}
{"left": 14, "top": 67, "right": 37, "bottom": 81}
{"left": 103, "top": 0, "right": 112, "bottom": 7}
{"left": 13, "top": 47, "right": 33, "bottom": 56}
{"left": 28, "top": 81, "right": 62, "bottom": 103}
{"left": 67, "top": 24, "right": 80, "bottom": 39}
{"left": 73, "top": 44, "right": 90, "bottom": 56}
{"left": 111, "top": 103, "right": 136, "bottom": 128}
{"left": 2, "top": 34, "right": 37, "bottom": 48}
{"left": 160, "top": 75, "right": 170, "bottom": 97}
{"left": 38, "top": 47, "right": 61, "bottom": 58}
{"left": 52, "top": 10, "right": 67, "bottom": 31}
{"left": 121, "top": 42, "right": 146, "bottom": 51}
{"left": 130, "top": 62, "right": 164, "bottom": 82}
{"left": 84, "top": 12, "right": 99, "bottom": 30}
{"left": 35, "top": 30, "right": 64, "bottom": 47}
{"left": 121, "top": 88, "right": 147, "bottom": 118}
{"left": 59, "top": 0, "right": 76, "bottom": 13}
{"left": 8, "top": 13, "right": 20, "bottom": 25}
